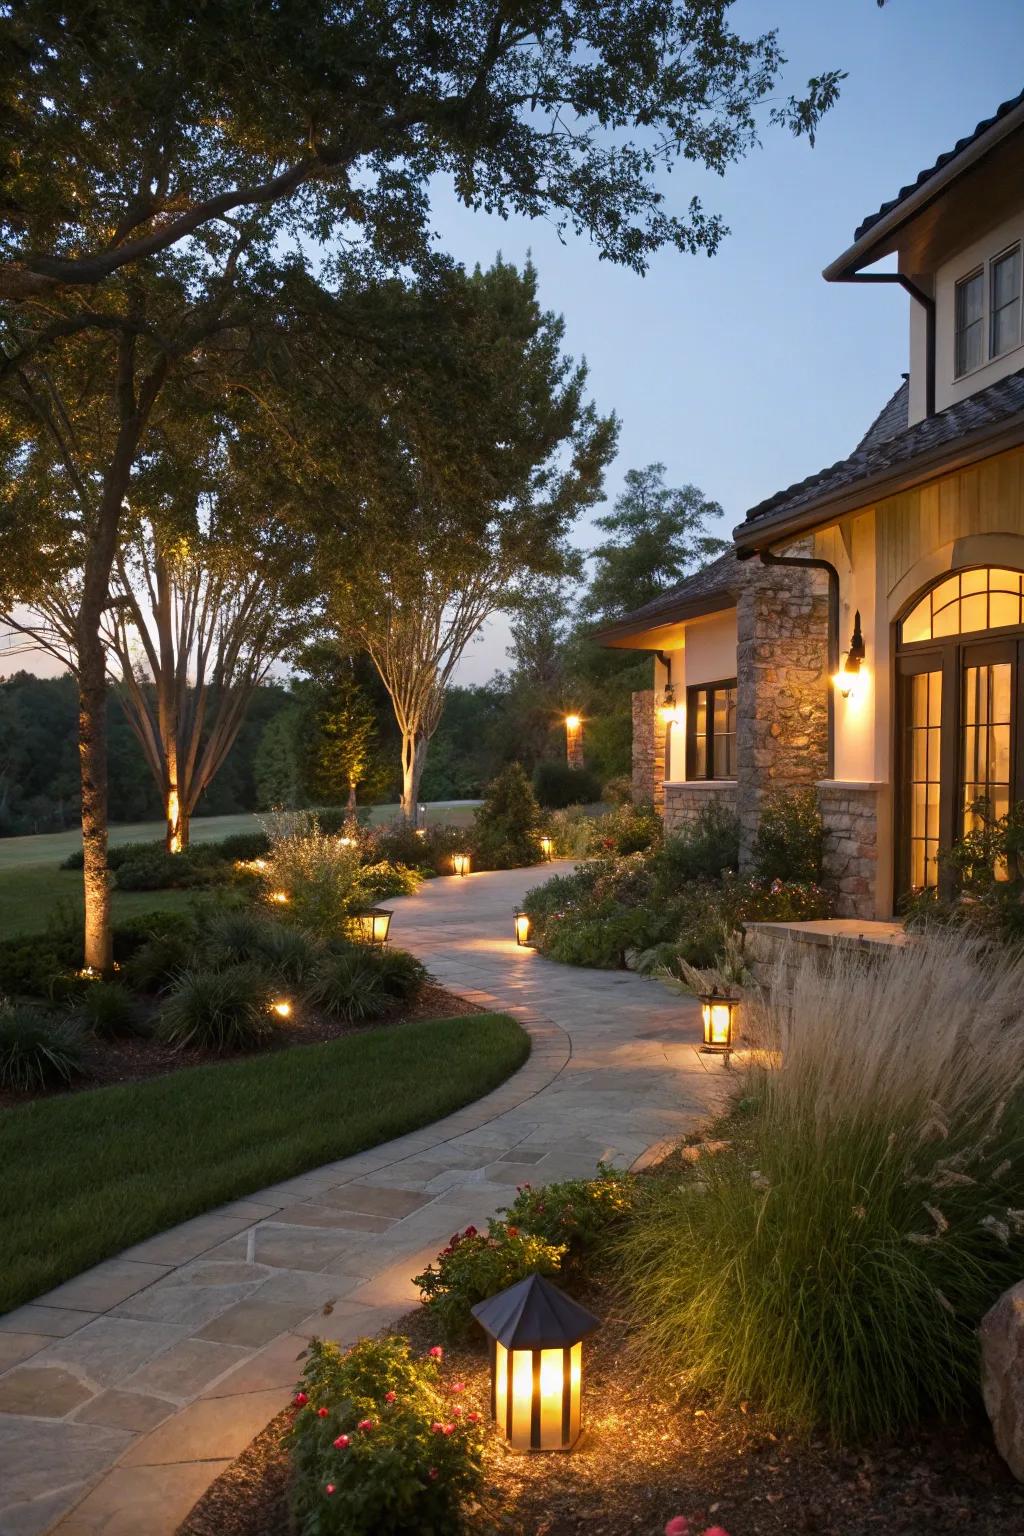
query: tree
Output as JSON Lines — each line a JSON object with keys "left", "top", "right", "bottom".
{"left": 322, "top": 258, "right": 616, "bottom": 818}
{"left": 0, "top": 2, "right": 841, "bottom": 966}
{"left": 581, "top": 463, "right": 729, "bottom": 623}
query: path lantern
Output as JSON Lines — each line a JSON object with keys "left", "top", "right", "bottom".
{"left": 699, "top": 986, "right": 738, "bottom": 1054}
{"left": 452, "top": 852, "right": 471, "bottom": 877}
{"left": 539, "top": 835, "right": 553, "bottom": 861}
{"left": 514, "top": 910, "right": 533, "bottom": 947}
{"left": 472, "top": 1273, "right": 600, "bottom": 1452}
{"left": 349, "top": 908, "right": 392, "bottom": 946}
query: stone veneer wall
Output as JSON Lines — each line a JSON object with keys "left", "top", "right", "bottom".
{"left": 736, "top": 548, "right": 830, "bottom": 864}
{"left": 818, "top": 783, "right": 882, "bottom": 919}
{"left": 631, "top": 690, "right": 664, "bottom": 813}
{"left": 664, "top": 782, "right": 738, "bottom": 833}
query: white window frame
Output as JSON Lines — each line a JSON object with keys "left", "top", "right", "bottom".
{"left": 990, "top": 243, "right": 1023, "bottom": 360}
{"left": 953, "top": 243, "right": 1024, "bottom": 380}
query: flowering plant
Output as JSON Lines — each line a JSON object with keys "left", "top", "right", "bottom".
{"left": 500, "top": 1164, "right": 636, "bottom": 1267}
{"left": 413, "top": 1220, "right": 565, "bottom": 1340}
{"left": 289, "top": 1335, "right": 484, "bottom": 1535}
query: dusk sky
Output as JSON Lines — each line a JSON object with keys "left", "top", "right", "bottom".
{"left": 6, "top": 3, "right": 1023, "bottom": 687}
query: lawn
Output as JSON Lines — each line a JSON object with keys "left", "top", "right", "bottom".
{"left": 0, "top": 865, "right": 205, "bottom": 938}
{"left": 0, "top": 1011, "right": 529, "bottom": 1312}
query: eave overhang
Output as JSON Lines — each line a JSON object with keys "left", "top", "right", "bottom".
{"left": 593, "top": 590, "right": 736, "bottom": 651}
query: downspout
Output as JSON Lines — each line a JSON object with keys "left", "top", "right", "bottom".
{"left": 757, "top": 549, "right": 840, "bottom": 779}
{"left": 835, "top": 272, "right": 936, "bottom": 418}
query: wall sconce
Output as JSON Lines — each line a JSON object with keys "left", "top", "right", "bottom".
{"left": 656, "top": 682, "right": 683, "bottom": 726}
{"left": 699, "top": 986, "right": 739, "bottom": 1054}
{"left": 564, "top": 713, "right": 584, "bottom": 770}
{"left": 471, "top": 1273, "right": 600, "bottom": 1452}
{"left": 833, "top": 610, "right": 866, "bottom": 700}
{"left": 514, "top": 910, "right": 533, "bottom": 946}
{"left": 539, "top": 835, "right": 553, "bottom": 861}
{"left": 348, "top": 908, "right": 393, "bottom": 946}
{"left": 452, "top": 852, "right": 471, "bottom": 878}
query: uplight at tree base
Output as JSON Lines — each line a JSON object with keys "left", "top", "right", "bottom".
{"left": 271, "top": 999, "right": 292, "bottom": 1019}
{"left": 472, "top": 1274, "right": 600, "bottom": 1453}
{"left": 166, "top": 788, "right": 183, "bottom": 853}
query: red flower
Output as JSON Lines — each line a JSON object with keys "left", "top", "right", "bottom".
{"left": 357, "top": 1418, "right": 375, "bottom": 1432}
{"left": 429, "top": 1345, "right": 444, "bottom": 1360}
{"left": 428, "top": 1467, "right": 439, "bottom": 1481}
{"left": 664, "top": 1520, "right": 688, "bottom": 1536}
{"left": 384, "top": 1391, "right": 396, "bottom": 1403}
{"left": 442, "top": 1422, "right": 456, "bottom": 1435}
{"left": 431, "top": 1421, "right": 445, "bottom": 1434}
{"left": 294, "top": 1391, "right": 309, "bottom": 1406}
{"left": 333, "top": 1434, "right": 350, "bottom": 1450}
{"left": 317, "top": 1407, "right": 329, "bottom": 1418}
{"left": 452, "top": 1405, "right": 463, "bottom": 1417}
{"left": 506, "top": 1225, "right": 519, "bottom": 1237}
{"left": 464, "top": 1224, "right": 478, "bottom": 1236}
{"left": 467, "top": 1411, "right": 481, "bottom": 1423}
{"left": 325, "top": 1484, "right": 336, "bottom": 1495}
{"left": 701, "top": 1528, "right": 730, "bottom": 1536}
{"left": 450, "top": 1381, "right": 465, "bottom": 1393}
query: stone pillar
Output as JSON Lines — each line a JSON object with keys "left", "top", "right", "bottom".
{"left": 736, "top": 548, "right": 830, "bottom": 864}
{"left": 818, "top": 782, "right": 883, "bottom": 918}
{"left": 631, "top": 690, "right": 664, "bottom": 812}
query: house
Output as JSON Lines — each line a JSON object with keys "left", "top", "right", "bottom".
{"left": 598, "top": 89, "right": 1024, "bottom": 920}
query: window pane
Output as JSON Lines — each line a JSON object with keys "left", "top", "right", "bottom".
{"left": 901, "top": 595, "right": 932, "bottom": 644}
{"left": 990, "top": 590, "right": 1023, "bottom": 630}
{"left": 956, "top": 270, "right": 984, "bottom": 376}
{"left": 992, "top": 248, "right": 1022, "bottom": 358}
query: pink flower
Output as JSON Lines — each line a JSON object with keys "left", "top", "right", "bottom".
{"left": 429, "top": 1345, "right": 444, "bottom": 1360}
{"left": 664, "top": 1520, "right": 689, "bottom": 1536}
{"left": 450, "top": 1381, "right": 465, "bottom": 1393}
{"left": 333, "top": 1434, "right": 350, "bottom": 1450}
{"left": 431, "top": 1421, "right": 445, "bottom": 1434}
{"left": 357, "top": 1418, "right": 375, "bottom": 1432}
{"left": 317, "top": 1407, "right": 329, "bottom": 1418}
{"left": 384, "top": 1391, "right": 396, "bottom": 1403}
{"left": 294, "top": 1392, "right": 308, "bottom": 1406}
{"left": 467, "top": 1411, "right": 481, "bottom": 1423}
{"left": 325, "top": 1484, "right": 336, "bottom": 1495}
{"left": 701, "top": 1528, "right": 730, "bottom": 1536}
{"left": 451, "top": 1405, "right": 463, "bottom": 1417}
{"left": 442, "top": 1422, "right": 456, "bottom": 1435}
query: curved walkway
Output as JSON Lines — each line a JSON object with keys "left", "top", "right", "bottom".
{"left": 0, "top": 864, "right": 728, "bottom": 1536}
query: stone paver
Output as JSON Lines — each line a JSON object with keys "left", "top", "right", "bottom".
{"left": 0, "top": 862, "right": 726, "bottom": 1536}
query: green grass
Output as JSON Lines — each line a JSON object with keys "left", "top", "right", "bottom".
{"left": 0, "top": 866, "right": 203, "bottom": 938}
{"left": 0, "top": 1012, "right": 529, "bottom": 1312}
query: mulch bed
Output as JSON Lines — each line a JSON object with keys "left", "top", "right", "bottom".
{"left": 178, "top": 1278, "right": 1024, "bottom": 1536}
{"left": 0, "top": 981, "right": 484, "bottom": 1109}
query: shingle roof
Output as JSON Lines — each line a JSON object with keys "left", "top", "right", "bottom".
{"left": 594, "top": 549, "right": 738, "bottom": 636}
{"left": 855, "top": 377, "right": 909, "bottom": 452}
{"left": 742, "top": 364, "right": 1024, "bottom": 536}
{"left": 854, "top": 87, "right": 1024, "bottom": 242}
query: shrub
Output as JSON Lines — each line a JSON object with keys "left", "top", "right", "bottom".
{"left": 111, "top": 910, "right": 197, "bottom": 963}
{"left": 214, "top": 830, "right": 272, "bottom": 862}
{"left": 156, "top": 963, "right": 286, "bottom": 1052}
{"left": 78, "top": 980, "right": 141, "bottom": 1039}
{"left": 305, "top": 944, "right": 425, "bottom": 1022}
{"left": 0, "top": 1006, "right": 86, "bottom": 1091}
{"left": 62, "top": 839, "right": 177, "bottom": 873}
{"left": 0, "top": 932, "right": 81, "bottom": 1000}
{"left": 262, "top": 814, "right": 370, "bottom": 934}
{"left": 589, "top": 800, "right": 662, "bottom": 855}
{"left": 472, "top": 763, "right": 543, "bottom": 868}
{"left": 905, "top": 796, "right": 1024, "bottom": 943}
{"left": 662, "top": 800, "right": 740, "bottom": 882}
{"left": 602, "top": 774, "right": 634, "bottom": 805}
{"left": 501, "top": 1164, "right": 636, "bottom": 1266}
{"left": 750, "top": 787, "right": 823, "bottom": 883}
{"left": 532, "top": 760, "right": 602, "bottom": 808}
{"left": 115, "top": 844, "right": 221, "bottom": 891}
{"left": 413, "top": 1219, "right": 565, "bottom": 1340}
{"left": 204, "top": 911, "right": 322, "bottom": 985}
{"left": 289, "top": 1335, "right": 484, "bottom": 1536}
{"left": 545, "top": 806, "right": 598, "bottom": 858}
{"left": 121, "top": 931, "right": 197, "bottom": 993}
{"left": 621, "top": 930, "right": 1024, "bottom": 1442}
{"left": 360, "top": 859, "right": 422, "bottom": 901}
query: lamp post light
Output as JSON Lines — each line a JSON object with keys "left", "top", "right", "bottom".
{"left": 564, "top": 713, "right": 584, "bottom": 770}
{"left": 471, "top": 1273, "right": 600, "bottom": 1452}
{"left": 699, "top": 986, "right": 739, "bottom": 1056}
{"left": 539, "top": 835, "right": 553, "bottom": 861}
{"left": 348, "top": 908, "right": 393, "bottom": 946}
{"left": 514, "top": 910, "right": 534, "bottom": 947}
{"left": 452, "top": 852, "right": 471, "bottom": 878}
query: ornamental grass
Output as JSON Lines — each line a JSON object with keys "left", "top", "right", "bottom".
{"left": 621, "top": 928, "right": 1024, "bottom": 1442}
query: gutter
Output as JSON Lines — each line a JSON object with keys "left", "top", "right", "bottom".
{"left": 822, "top": 97, "right": 1024, "bottom": 282}
{"left": 835, "top": 273, "right": 936, "bottom": 418}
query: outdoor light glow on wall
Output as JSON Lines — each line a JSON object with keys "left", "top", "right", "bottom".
{"left": 656, "top": 682, "right": 684, "bottom": 727}
{"left": 833, "top": 609, "right": 867, "bottom": 701}
{"left": 540, "top": 835, "right": 553, "bottom": 861}
{"left": 699, "top": 986, "right": 738, "bottom": 1054}
{"left": 514, "top": 910, "right": 533, "bottom": 946}
{"left": 564, "top": 713, "right": 584, "bottom": 770}
{"left": 167, "top": 788, "right": 183, "bottom": 854}
{"left": 472, "top": 1273, "right": 600, "bottom": 1453}
{"left": 452, "top": 852, "right": 471, "bottom": 877}
{"left": 348, "top": 908, "right": 393, "bottom": 946}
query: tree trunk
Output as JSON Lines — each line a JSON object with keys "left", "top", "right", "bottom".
{"left": 347, "top": 778, "right": 357, "bottom": 813}
{"left": 399, "top": 729, "right": 428, "bottom": 822}
{"left": 166, "top": 787, "right": 188, "bottom": 852}
{"left": 78, "top": 624, "right": 113, "bottom": 973}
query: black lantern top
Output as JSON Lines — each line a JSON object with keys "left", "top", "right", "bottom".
{"left": 471, "top": 1273, "right": 601, "bottom": 1349}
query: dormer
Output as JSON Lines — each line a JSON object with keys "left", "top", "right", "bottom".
{"left": 824, "top": 89, "right": 1024, "bottom": 427}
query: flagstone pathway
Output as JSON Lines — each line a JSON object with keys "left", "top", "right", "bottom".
{"left": 0, "top": 863, "right": 728, "bottom": 1536}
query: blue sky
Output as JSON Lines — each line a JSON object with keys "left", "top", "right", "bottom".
{"left": 447, "top": 0, "right": 1024, "bottom": 680}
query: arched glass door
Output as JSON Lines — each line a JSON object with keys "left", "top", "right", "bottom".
{"left": 896, "top": 567, "right": 1024, "bottom": 897}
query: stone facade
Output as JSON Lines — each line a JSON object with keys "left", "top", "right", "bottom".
{"left": 736, "top": 549, "right": 830, "bottom": 864}
{"left": 631, "top": 690, "right": 664, "bottom": 812}
{"left": 818, "top": 782, "right": 883, "bottom": 918}
{"left": 664, "top": 781, "right": 738, "bottom": 833}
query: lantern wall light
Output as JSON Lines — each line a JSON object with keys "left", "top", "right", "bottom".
{"left": 656, "top": 681, "right": 684, "bottom": 727}
{"left": 833, "top": 609, "right": 867, "bottom": 701}
{"left": 452, "top": 852, "right": 471, "bottom": 877}
{"left": 564, "top": 713, "right": 584, "bottom": 770}
{"left": 472, "top": 1273, "right": 600, "bottom": 1452}
{"left": 699, "top": 986, "right": 739, "bottom": 1055}
{"left": 348, "top": 908, "right": 393, "bottom": 946}
{"left": 514, "top": 910, "right": 534, "bottom": 947}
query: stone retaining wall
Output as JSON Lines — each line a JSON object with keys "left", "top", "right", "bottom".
{"left": 664, "top": 781, "right": 738, "bottom": 832}
{"left": 818, "top": 782, "right": 883, "bottom": 918}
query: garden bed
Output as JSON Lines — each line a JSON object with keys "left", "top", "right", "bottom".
{"left": 177, "top": 1283, "right": 1024, "bottom": 1536}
